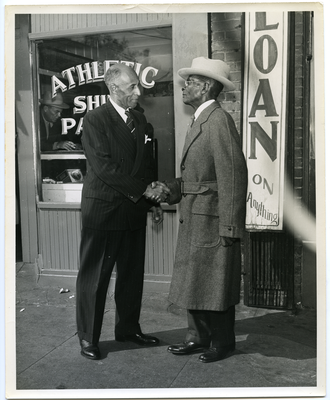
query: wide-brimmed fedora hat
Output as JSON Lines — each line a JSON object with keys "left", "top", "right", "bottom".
{"left": 178, "top": 57, "right": 235, "bottom": 91}
{"left": 39, "top": 91, "right": 69, "bottom": 109}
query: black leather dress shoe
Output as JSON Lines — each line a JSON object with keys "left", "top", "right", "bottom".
{"left": 199, "top": 343, "right": 235, "bottom": 363}
{"left": 115, "top": 333, "right": 159, "bottom": 346}
{"left": 167, "top": 341, "right": 206, "bottom": 355}
{"left": 80, "top": 339, "right": 100, "bottom": 360}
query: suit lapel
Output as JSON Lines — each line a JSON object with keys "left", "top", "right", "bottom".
{"left": 105, "top": 101, "right": 137, "bottom": 161}
{"left": 181, "top": 102, "right": 220, "bottom": 164}
{"left": 130, "top": 109, "right": 145, "bottom": 176}
{"left": 39, "top": 114, "right": 47, "bottom": 140}
{"left": 104, "top": 102, "right": 146, "bottom": 177}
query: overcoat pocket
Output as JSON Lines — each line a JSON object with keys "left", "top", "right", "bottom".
{"left": 191, "top": 193, "right": 220, "bottom": 247}
{"left": 190, "top": 214, "right": 220, "bottom": 248}
{"left": 191, "top": 192, "right": 219, "bottom": 216}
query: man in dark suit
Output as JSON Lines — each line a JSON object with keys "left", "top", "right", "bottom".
{"left": 76, "top": 63, "right": 169, "bottom": 360}
{"left": 39, "top": 91, "right": 77, "bottom": 151}
{"left": 163, "top": 57, "right": 248, "bottom": 363}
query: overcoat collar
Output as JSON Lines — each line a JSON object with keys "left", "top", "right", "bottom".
{"left": 181, "top": 101, "right": 220, "bottom": 163}
{"left": 104, "top": 101, "right": 145, "bottom": 176}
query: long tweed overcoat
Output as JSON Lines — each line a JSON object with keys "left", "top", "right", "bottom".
{"left": 166, "top": 101, "right": 248, "bottom": 311}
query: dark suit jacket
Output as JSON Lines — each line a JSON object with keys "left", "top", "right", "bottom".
{"left": 81, "top": 101, "right": 156, "bottom": 231}
{"left": 39, "top": 111, "right": 64, "bottom": 152}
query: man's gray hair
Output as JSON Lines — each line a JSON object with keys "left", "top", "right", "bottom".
{"left": 104, "top": 64, "right": 123, "bottom": 88}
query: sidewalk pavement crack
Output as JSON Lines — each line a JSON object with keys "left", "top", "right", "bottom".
{"left": 168, "top": 357, "right": 191, "bottom": 387}
{"left": 17, "top": 333, "right": 78, "bottom": 376}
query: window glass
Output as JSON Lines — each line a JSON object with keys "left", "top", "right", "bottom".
{"left": 37, "top": 26, "right": 174, "bottom": 200}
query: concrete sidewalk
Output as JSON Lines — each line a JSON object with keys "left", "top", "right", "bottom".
{"left": 13, "top": 262, "right": 319, "bottom": 396}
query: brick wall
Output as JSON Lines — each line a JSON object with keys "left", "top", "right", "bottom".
{"left": 292, "top": 12, "right": 308, "bottom": 306}
{"left": 210, "top": 12, "right": 315, "bottom": 307}
{"left": 293, "top": 12, "right": 305, "bottom": 206}
{"left": 210, "top": 13, "right": 243, "bottom": 131}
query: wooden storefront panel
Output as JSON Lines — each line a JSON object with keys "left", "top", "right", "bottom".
{"left": 145, "top": 210, "right": 177, "bottom": 277}
{"left": 31, "top": 13, "right": 172, "bottom": 34}
{"left": 38, "top": 207, "right": 82, "bottom": 271}
{"left": 38, "top": 208, "right": 177, "bottom": 281}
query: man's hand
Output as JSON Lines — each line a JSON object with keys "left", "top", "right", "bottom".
{"left": 151, "top": 206, "right": 163, "bottom": 224}
{"left": 144, "top": 181, "right": 170, "bottom": 203}
{"left": 54, "top": 141, "right": 77, "bottom": 151}
{"left": 220, "top": 237, "right": 238, "bottom": 247}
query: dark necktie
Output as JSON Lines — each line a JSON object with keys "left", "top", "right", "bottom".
{"left": 125, "top": 109, "right": 136, "bottom": 140}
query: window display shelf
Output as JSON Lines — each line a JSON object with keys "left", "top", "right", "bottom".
{"left": 41, "top": 153, "right": 86, "bottom": 160}
{"left": 42, "top": 182, "right": 82, "bottom": 202}
{"left": 37, "top": 201, "right": 81, "bottom": 209}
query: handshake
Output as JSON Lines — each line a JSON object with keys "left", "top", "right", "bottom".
{"left": 144, "top": 181, "right": 170, "bottom": 203}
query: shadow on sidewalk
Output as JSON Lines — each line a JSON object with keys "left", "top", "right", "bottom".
{"left": 97, "top": 308, "right": 316, "bottom": 361}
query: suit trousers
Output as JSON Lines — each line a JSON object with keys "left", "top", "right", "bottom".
{"left": 76, "top": 226, "right": 146, "bottom": 344}
{"left": 185, "top": 306, "right": 236, "bottom": 348}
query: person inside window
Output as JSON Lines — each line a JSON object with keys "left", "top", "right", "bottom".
{"left": 39, "top": 91, "right": 77, "bottom": 151}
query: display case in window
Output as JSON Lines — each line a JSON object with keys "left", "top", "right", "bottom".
{"left": 41, "top": 153, "right": 86, "bottom": 202}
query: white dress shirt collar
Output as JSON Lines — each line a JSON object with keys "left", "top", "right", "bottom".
{"left": 194, "top": 99, "right": 215, "bottom": 121}
{"left": 109, "top": 96, "right": 128, "bottom": 122}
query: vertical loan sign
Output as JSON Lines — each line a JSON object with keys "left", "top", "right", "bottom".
{"left": 243, "top": 12, "right": 288, "bottom": 230}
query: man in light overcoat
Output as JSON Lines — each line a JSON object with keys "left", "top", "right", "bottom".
{"left": 164, "top": 57, "right": 248, "bottom": 363}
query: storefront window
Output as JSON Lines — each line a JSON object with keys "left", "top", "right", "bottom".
{"left": 36, "top": 26, "right": 174, "bottom": 202}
